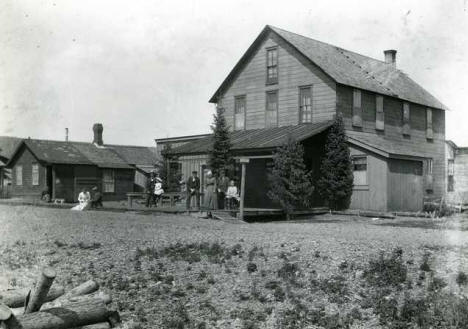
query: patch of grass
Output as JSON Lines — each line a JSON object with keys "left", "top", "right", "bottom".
{"left": 158, "top": 242, "right": 243, "bottom": 264}
{"left": 419, "top": 252, "right": 432, "bottom": 272}
{"left": 161, "top": 302, "right": 191, "bottom": 329}
{"left": 246, "top": 262, "right": 257, "bottom": 273}
{"left": 456, "top": 271, "right": 468, "bottom": 286}
{"left": 277, "top": 261, "right": 300, "bottom": 284}
{"left": 363, "top": 247, "right": 407, "bottom": 288}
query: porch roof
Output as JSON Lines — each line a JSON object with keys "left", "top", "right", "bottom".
{"left": 346, "top": 131, "right": 430, "bottom": 159}
{"left": 169, "top": 121, "right": 333, "bottom": 155}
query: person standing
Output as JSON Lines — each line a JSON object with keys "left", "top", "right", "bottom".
{"left": 217, "top": 170, "right": 229, "bottom": 209}
{"left": 203, "top": 170, "right": 217, "bottom": 217}
{"left": 186, "top": 171, "right": 200, "bottom": 210}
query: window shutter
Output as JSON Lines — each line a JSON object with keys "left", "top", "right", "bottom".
{"left": 402, "top": 102, "right": 410, "bottom": 136}
{"left": 426, "top": 108, "right": 433, "bottom": 139}
{"left": 376, "top": 95, "right": 384, "bottom": 130}
{"left": 352, "top": 89, "right": 362, "bottom": 127}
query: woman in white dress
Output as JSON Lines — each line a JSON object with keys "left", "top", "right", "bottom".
{"left": 71, "top": 188, "right": 91, "bottom": 211}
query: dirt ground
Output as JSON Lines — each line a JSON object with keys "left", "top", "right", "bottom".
{"left": 1, "top": 204, "right": 468, "bottom": 328}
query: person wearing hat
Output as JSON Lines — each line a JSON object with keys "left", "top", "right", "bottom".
{"left": 203, "top": 170, "right": 217, "bottom": 217}
{"left": 153, "top": 173, "right": 164, "bottom": 207}
{"left": 186, "top": 171, "right": 200, "bottom": 211}
{"left": 90, "top": 186, "right": 103, "bottom": 209}
{"left": 145, "top": 171, "right": 156, "bottom": 207}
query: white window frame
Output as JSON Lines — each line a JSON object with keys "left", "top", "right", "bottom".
{"left": 376, "top": 95, "right": 384, "bottom": 130}
{"left": 352, "top": 156, "right": 368, "bottom": 187}
{"left": 102, "top": 169, "right": 115, "bottom": 193}
{"left": 16, "top": 165, "right": 23, "bottom": 186}
{"left": 234, "top": 95, "right": 246, "bottom": 131}
{"left": 32, "top": 163, "right": 39, "bottom": 186}
{"left": 265, "top": 90, "right": 278, "bottom": 128}
{"left": 352, "top": 89, "right": 362, "bottom": 127}
{"left": 299, "top": 86, "right": 312, "bottom": 123}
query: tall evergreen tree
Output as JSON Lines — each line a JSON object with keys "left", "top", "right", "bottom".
{"left": 159, "top": 143, "right": 182, "bottom": 192}
{"left": 208, "top": 106, "right": 233, "bottom": 176}
{"left": 267, "top": 136, "right": 314, "bottom": 220}
{"left": 316, "top": 114, "right": 353, "bottom": 210}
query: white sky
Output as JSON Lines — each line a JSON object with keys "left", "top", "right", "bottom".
{"left": 0, "top": 0, "right": 467, "bottom": 146}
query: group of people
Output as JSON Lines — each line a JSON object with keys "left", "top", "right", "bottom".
{"left": 145, "top": 172, "right": 164, "bottom": 207}
{"left": 186, "top": 169, "right": 239, "bottom": 216}
{"left": 71, "top": 186, "right": 103, "bottom": 211}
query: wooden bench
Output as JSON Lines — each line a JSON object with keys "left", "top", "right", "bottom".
{"left": 160, "top": 192, "right": 183, "bottom": 207}
{"left": 126, "top": 192, "right": 146, "bottom": 208}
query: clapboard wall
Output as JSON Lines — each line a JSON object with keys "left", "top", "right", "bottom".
{"left": 218, "top": 30, "right": 336, "bottom": 130}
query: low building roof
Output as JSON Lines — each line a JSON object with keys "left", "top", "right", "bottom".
{"left": 107, "top": 144, "right": 158, "bottom": 166}
{"left": 210, "top": 25, "right": 447, "bottom": 111}
{"left": 170, "top": 121, "right": 333, "bottom": 155}
{"left": 72, "top": 143, "right": 133, "bottom": 169}
{"left": 0, "top": 136, "right": 22, "bottom": 161}
{"left": 346, "top": 131, "right": 430, "bottom": 159}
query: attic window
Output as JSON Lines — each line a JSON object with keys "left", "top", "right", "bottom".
{"left": 352, "top": 89, "right": 362, "bottom": 127}
{"left": 402, "top": 102, "right": 410, "bottom": 136}
{"left": 266, "top": 47, "right": 278, "bottom": 84}
{"left": 426, "top": 108, "right": 433, "bottom": 139}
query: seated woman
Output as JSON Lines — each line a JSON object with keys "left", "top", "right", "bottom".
{"left": 225, "top": 180, "right": 240, "bottom": 210}
{"left": 71, "top": 188, "right": 91, "bottom": 211}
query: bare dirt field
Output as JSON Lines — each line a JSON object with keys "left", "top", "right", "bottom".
{"left": 1, "top": 204, "right": 468, "bottom": 328}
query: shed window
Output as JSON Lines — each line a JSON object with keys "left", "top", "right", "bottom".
{"left": 265, "top": 91, "right": 278, "bottom": 128}
{"left": 102, "top": 169, "right": 115, "bottom": 193}
{"left": 448, "top": 159, "right": 454, "bottom": 192}
{"left": 402, "top": 102, "right": 410, "bottom": 135}
{"left": 16, "top": 165, "right": 23, "bottom": 186}
{"left": 352, "top": 156, "right": 367, "bottom": 186}
{"left": 376, "top": 95, "right": 384, "bottom": 130}
{"left": 352, "top": 89, "right": 362, "bottom": 127}
{"left": 426, "top": 108, "right": 433, "bottom": 139}
{"left": 32, "top": 163, "right": 39, "bottom": 186}
{"left": 234, "top": 95, "right": 246, "bottom": 131}
{"left": 299, "top": 86, "right": 312, "bottom": 123}
{"left": 266, "top": 47, "right": 278, "bottom": 84}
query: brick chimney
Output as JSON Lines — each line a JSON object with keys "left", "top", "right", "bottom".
{"left": 92, "top": 123, "right": 104, "bottom": 146}
{"left": 384, "top": 50, "right": 397, "bottom": 68}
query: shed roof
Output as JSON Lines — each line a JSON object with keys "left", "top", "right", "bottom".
{"left": 170, "top": 121, "right": 333, "bottom": 155}
{"left": 209, "top": 25, "right": 447, "bottom": 111}
{"left": 72, "top": 143, "right": 133, "bottom": 169}
{"left": 346, "top": 131, "right": 430, "bottom": 159}
{"left": 107, "top": 144, "right": 158, "bottom": 166}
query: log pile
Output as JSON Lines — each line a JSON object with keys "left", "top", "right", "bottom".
{"left": 0, "top": 267, "right": 120, "bottom": 329}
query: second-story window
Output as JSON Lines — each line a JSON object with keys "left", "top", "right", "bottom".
{"left": 402, "top": 102, "right": 410, "bottom": 136}
{"left": 265, "top": 91, "right": 278, "bottom": 128}
{"left": 234, "top": 95, "right": 246, "bottom": 131}
{"left": 352, "top": 89, "right": 362, "bottom": 127}
{"left": 299, "top": 86, "right": 312, "bottom": 123}
{"left": 426, "top": 108, "right": 433, "bottom": 139}
{"left": 266, "top": 47, "right": 278, "bottom": 84}
{"left": 376, "top": 95, "right": 384, "bottom": 130}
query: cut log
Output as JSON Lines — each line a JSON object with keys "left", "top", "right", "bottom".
{"left": 42, "top": 291, "right": 112, "bottom": 309}
{"left": 0, "top": 286, "right": 64, "bottom": 308}
{"left": 12, "top": 301, "right": 114, "bottom": 329}
{"left": 24, "top": 267, "right": 57, "bottom": 314}
{"left": 0, "top": 303, "right": 13, "bottom": 321}
{"left": 58, "top": 281, "right": 99, "bottom": 300}
{"left": 72, "top": 323, "right": 111, "bottom": 329}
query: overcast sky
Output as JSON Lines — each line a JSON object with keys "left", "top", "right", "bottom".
{"left": 0, "top": 0, "right": 467, "bottom": 146}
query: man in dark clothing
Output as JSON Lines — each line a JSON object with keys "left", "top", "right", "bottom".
{"left": 146, "top": 172, "right": 156, "bottom": 207}
{"left": 186, "top": 171, "right": 200, "bottom": 210}
{"left": 90, "top": 186, "right": 103, "bottom": 208}
{"left": 217, "top": 170, "right": 229, "bottom": 209}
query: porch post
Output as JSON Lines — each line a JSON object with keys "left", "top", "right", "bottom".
{"left": 239, "top": 158, "right": 249, "bottom": 221}
{"left": 52, "top": 166, "right": 56, "bottom": 200}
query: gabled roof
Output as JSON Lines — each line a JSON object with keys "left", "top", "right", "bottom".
{"left": 170, "top": 121, "right": 333, "bottom": 155}
{"left": 209, "top": 25, "right": 447, "bottom": 111}
{"left": 107, "top": 144, "right": 158, "bottom": 166}
{"left": 0, "top": 136, "right": 22, "bottom": 161}
{"left": 7, "top": 139, "right": 133, "bottom": 169}
{"left": 346, "top": 131, "right": 429, "bottom": 159}
{"left": 72, "top": 143, "right": 132, "bottom": 169}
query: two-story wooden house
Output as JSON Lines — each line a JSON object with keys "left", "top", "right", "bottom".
{"left": 160, "top": 25, "right": 447, "bottom": 212}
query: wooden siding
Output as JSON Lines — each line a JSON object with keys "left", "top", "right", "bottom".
{"left": 10, "top": 146, "right": 47, "bottom": 198}
{"left": 348, "top": 145, "right": 388, "bottom": 211}
{"left": 337, "top": 85, "right": 446, "bottom": 199}
{"left": 445, "top": 143, "right": 468, "bottom": 203}
{"left": 387, "top": 159, "right": 424, "bottom": 211}
{"left": 178, "top": 155, "right": 208, "bottom": 189}
{"left": 218, "top": 31, "right": 336, "bottom": 130}
{"left": 54, "top": 165, "right": 75, "bottom": 202}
